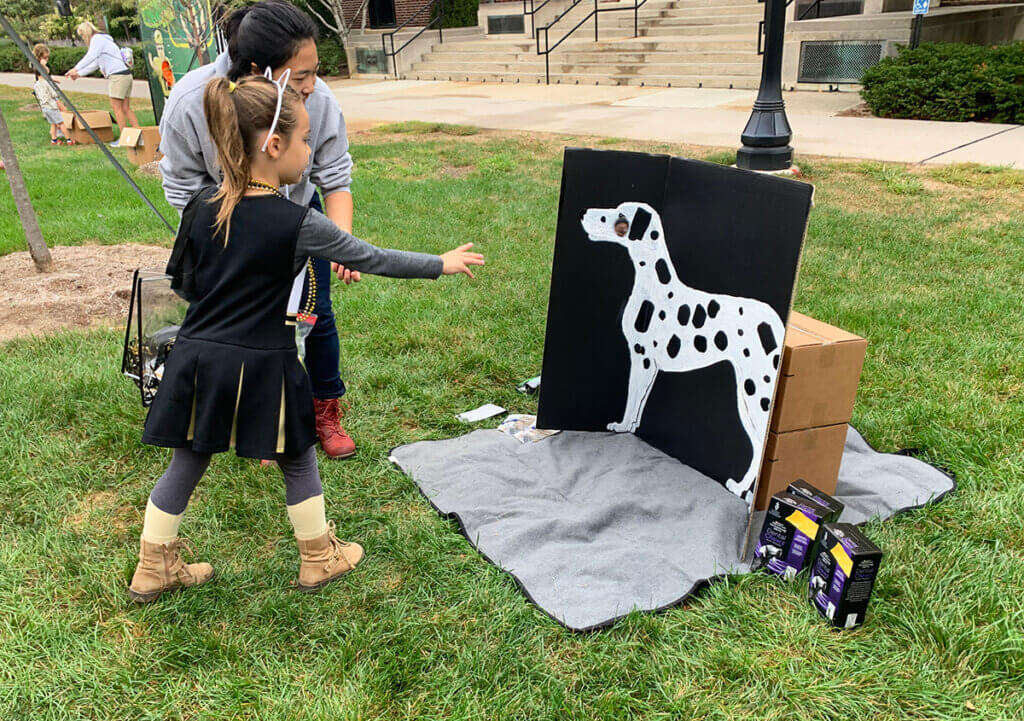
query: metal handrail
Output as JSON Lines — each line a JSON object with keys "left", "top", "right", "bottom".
{"left": 536, "top": 0, "right": 648, "bottom": 84}
{"left": 523, "top": 0, "right": 573, "bottom": 38}
{"left": 757, "top": 0, "right": 829, "bottom": 56}
{"left": 381, "top": 0, "right": 445, "bottom": 78}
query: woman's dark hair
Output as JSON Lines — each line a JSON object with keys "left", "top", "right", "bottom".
{"left": 226, "top": 0, "right": 319, "bottom": 80}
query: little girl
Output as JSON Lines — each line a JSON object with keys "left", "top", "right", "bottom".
{"left": 129, "top": 73, "right": 484, "bottom": 602}
{"left": 32, "top": 44, "right": 72, "bottom": 145}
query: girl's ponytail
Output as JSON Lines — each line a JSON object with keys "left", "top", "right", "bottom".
{"left": 203, "top": 76, "right": 249, "bottom": 242}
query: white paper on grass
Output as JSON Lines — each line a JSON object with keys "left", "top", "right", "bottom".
{"left": 456, "top": 404, "right": 506, "bottom": 423}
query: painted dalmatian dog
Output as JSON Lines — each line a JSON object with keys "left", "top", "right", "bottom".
{"left": 581, "top": 202, "right": 785, "bottom": 502}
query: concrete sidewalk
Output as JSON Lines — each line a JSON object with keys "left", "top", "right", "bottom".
{"left": 328, "top": 78, "right": 1024, "bottom": 167}
{"left": 3, "top": 73, "right": 1022, "bottom": 166}
{"left": 0, "top": 73, "right": 151, "bottom": 100}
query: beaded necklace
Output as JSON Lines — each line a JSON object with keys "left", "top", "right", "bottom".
{"left": 246, "top": 180, "right": 317, "bottom": 321}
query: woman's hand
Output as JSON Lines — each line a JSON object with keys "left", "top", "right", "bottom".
{"left": 66, "top": 69, "right": 79, "bottom": 81}
{"left": 441, "top": 243, "right": 485, "bottom": 279}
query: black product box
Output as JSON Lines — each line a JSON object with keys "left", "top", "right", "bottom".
{"left": 787, "top": 480, "right": 844, "bottom": 524}
{"left": 753, "top": 492, "right": 831, "bottom": 579}
{"left": 808, "top": 523, "right": 883, "bottom": 629}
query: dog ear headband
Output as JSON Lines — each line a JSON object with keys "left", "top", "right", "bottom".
{"left": 260, "top": 66, "right": 292, "bottom": 153}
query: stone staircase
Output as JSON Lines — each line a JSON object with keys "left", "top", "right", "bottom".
{"left": 404, "top": 0, "right": 765, "bottom": 88}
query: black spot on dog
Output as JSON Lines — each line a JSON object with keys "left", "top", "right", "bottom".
{"left": 639, "top": 261, "right": 646, "bottom": 267}
{"left": 634, "top": 344, "right": 645, "bottom": 355}
{"left": 655, "top": 258, "right": 672, "bottom": 285}
{"left": 707, "top": 300, "right": 720, "bottom": 318}
{"left": 694, "top": 335, "right": 707, "bottom": 352}
{"left": 667, "top": 335, "right": 681, "bottom": 358}
{"left": 739, "top": 307, "right": 744, "bottom": 315}
{"left": 629, "top": 207, "right": 652, "bottom": 240}
{"left": 758, "top": 322, "right": 778, "bottom": 354}
{"left": 744, "top": 379, "right": 756, "bottom": 395}
{"left": 668, "top": 292, "right": 673, "bottom": 299}
{"left": 737, "top": 329, "right": 744, "bottom": 336}
{"left": 658, "top": 310, "right": 666, "bottom": 320}
{"left": 651, "top": 230, "right": 659, "bottom": 240}
{"left": 743, "top": 348, "right": 750, "bottom": 357}
{"left": 693, "top": 305, "right": 707, "bottom": 328}
{"left": 714, "top": 331, "right": 728, "bottom": 351}
{"left": 773, "top": 353, "right": 780, "bottom": 369}
{"left": 677, "top": 305, "right": 690, "bottom": 325}
{"left": 763, "top": 375, "right": 770, "bottom": 383}
{"left": 634, "top": 301, "right": 654, "bottom": 333}
{"left": 760, "top": 397, "right": 771, "bottom": 412}
{"left": 652, "top": 340, "right": 658, "bottom": 347}
{"left": 643, "top": 358, "right": 651, "bottom": 369}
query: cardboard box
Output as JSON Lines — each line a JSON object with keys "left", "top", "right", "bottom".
{"left": 60, "top": 110, "right": 114, "bottom": 145}
{"left": 756, "top": 422, "right": 848, "bottom": 510}
{"left": 808, "top": 523, "right": 883, "bottom": 629}
{"left": 753, "top": 492, "right": 832, "bottom": 579}
{"left": 772, "top": 312, "right": 867, "bottom": 432}
{"left": 119, "top": 126, "right": 162, "bottom": 165}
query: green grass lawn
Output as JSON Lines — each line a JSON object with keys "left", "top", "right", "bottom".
{"left": 2, "top": 84, "right": 1023, "bottom": 720}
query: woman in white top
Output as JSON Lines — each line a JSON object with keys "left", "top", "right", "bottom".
{"left": 66, "top": 21, "right": 139, "bottom": 142}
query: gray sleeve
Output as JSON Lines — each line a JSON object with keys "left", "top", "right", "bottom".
{"left": 159, "top": 104, "right": 213, "bottom": 213}
{"left": 295, "top": 210, "right": 444, "bottom": 279}
{"left": 308, "top": 85, "right": 352, "bottom": 196}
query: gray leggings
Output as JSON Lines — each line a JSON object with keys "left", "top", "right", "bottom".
{"left": 149, "top": 446, "right": 323, "bottom": 515}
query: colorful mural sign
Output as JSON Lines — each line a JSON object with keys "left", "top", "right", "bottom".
{"left": 137, "top": 0, "right": 216, "bottom": 122}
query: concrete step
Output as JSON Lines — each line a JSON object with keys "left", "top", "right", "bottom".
{"left": 402, "top": 69, "right": 760, "bottom": 88}
{"left": 425, "top": 49, "right": 756, "bottom": 63}
{"left": 410, "top": 59, "right": 762, "bottom": 75}
{"left": 638, "top": 22, "right": 755, "bottom": 35}
{"left": 436, "top": 35, "right": 757, "bottom": 53}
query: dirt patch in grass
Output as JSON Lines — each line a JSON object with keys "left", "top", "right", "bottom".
{"left": 0, "top": 243, "right": 170, "bottom": 342}
{"left": 836, "top": 103, "right": 874, "bottom": 118}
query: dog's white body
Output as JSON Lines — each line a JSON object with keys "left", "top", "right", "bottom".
{"left": 581, "top": 202, "right": 785, "bottom": 502}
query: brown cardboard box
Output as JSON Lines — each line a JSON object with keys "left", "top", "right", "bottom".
{"left": 60, "top": 110, "right": 114, "bottom": 145}
{"left": 119, "top": 126, "right": 162, "bottom": 165}
{"left": 756, "top": 422, "right": 848, "bottom": 510}
{"left": 772, "top": 312, "right": 867, "bottom": 433}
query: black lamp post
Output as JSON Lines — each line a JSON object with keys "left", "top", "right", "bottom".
{"left": 737, "top": 0, "right": 793, "bottom": 171}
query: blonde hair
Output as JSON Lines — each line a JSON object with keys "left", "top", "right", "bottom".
{"left": 32, "top": 43, "right": 49, "bottom": 61}
{"left": 76, "top": 21, "right": 99, "bottom": 43}
{"left": 202, "top": 74, "right": 301, "bottom": 241}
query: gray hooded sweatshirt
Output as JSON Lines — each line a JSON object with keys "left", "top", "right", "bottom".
{"left": 158, "top": 51, "right": 352, "bottom": 212}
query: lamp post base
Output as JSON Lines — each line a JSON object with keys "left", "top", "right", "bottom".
{"left": 736, "top": 144, "right": 793, "bottom": 172}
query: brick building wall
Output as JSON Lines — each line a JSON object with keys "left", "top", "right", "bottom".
{"left": 342, "top": 0, "right": 442, "bottom": 28}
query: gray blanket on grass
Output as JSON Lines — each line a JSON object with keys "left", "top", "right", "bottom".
{"left": 391, "top": 427, "right": 954, "bottom": 631}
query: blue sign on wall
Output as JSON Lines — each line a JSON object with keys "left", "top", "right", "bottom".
{"left": 913, "top": 0, "right": 930, "bottom": 14}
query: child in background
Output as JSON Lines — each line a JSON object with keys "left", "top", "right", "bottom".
{"left": 128, "top": 72, "right": 484, "bottom": 602}
{"left": 32, "top": 44, "right": 73, "bottom": 145}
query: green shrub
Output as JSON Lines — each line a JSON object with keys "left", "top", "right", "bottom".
{"left": 433, "top": 0, "right": 479, "bottom": 29}
{"left": 316, "top": 38, "right": 347, "bottom": 76}
{"left": 861, "top": 42, "right": 1024, "bottom": 123}
{"left": 0, "top": 42, "right": 147, "bottom": 79}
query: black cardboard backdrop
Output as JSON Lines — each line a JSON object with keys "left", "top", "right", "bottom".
{"left": 538, "top": 148, "right": 813, "bottom": 499}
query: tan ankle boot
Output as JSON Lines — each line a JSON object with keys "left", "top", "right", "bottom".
{"left": 296, "top": 521, "right": 364, "bottom": 592}
{"left": 128, "top": 538, "right": 215, "bottom": 603}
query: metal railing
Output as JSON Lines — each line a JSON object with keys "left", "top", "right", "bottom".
{"left": 523, "top": 0, "right": 571, "bottom": 38}
{"left": 381, "top": 0, "right": 446, "bottom": 78}
{"left": 536, "top": 0, "right": 648, "bottom": 84}
{"left": 757, "top": 0, "right": 824, "bottom": 55}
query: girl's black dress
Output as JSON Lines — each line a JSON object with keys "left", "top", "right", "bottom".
{"left": 142, "top": 190, "right": 316, "bottom": 459}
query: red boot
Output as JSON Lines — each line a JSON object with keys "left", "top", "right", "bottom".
{"left": 313, "top": 398, "right": 356, "bottom": 459}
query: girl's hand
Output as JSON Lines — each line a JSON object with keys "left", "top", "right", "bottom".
{"left": 330, "top": 262, "right": 361, "bottom": 285}
{"left": 440, "top": 243, "right": 485, "bottom": 279}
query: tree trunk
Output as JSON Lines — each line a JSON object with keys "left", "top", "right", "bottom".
{"left": 0, "top": 107, "right": 53, "bottom": 272}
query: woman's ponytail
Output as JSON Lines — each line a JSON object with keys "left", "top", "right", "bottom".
{"left": 203, "top": 76, "right": 249, "bottom": 242}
